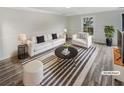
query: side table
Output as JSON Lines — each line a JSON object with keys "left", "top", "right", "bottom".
{"left": 18, "top": 44, "right": 28, "bottom": 59}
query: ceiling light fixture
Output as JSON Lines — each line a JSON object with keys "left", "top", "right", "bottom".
{"left": 65, "top": 7, "right": 71, "bottom": 8}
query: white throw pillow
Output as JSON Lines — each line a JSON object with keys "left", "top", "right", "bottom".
{"left": 77, "top": 33, "right": 81, "bottom": 39}
{"left": 44, "top": 35, "right": 48, "bottom": 41}
{"left": 31, "top": 36, "right": 36, "bottom": 44}
{"left": 47, "top": 34, "right": 52, "bottom": 40}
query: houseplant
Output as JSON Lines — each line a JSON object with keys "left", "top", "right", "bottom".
{"left": 62, "top": 43, "right": 71, "bottom": 55}
{"left": 104, "top": 26, "right": 115, "bottom": 46}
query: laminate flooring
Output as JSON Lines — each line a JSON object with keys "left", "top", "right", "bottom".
{"left": 0, "top": 43, "right": 123, "bottom": 86}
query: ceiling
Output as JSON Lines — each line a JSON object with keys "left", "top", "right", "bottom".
{"left": 32, "top": 7, "right": 120, "bottom": 16}
{"left": 9, "top": 7, "right": 121, "bottom": 16}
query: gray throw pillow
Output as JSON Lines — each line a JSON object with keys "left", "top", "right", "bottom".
{"left": 80, "top": 33, "right": 86, "bottom": 39}
{"left": 77, "top": 33, "right": 86, "bottom": 39}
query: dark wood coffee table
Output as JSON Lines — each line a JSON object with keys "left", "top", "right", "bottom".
{"left": 55, "top": 46, "right": 78, "bottom": 67}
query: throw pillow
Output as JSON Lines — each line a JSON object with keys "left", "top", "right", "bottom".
{"left": 77, "top": 33, "right": 81, "bottom": 39}
{"left": 36, "top": 36, "right": 45, "bottom": 43}
{"left": 52, "top": 33, "right": 57, "bottom": 39}
{"left": 77, "top": 33, "right": 87, "bottom": 39}
{"left": 80, "top": 33, "right": 87, "bottom": 39}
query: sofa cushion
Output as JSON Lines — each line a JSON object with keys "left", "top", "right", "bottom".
{"left": 36, "top": 36, "right": 45, "bottom": 43}
{"left": 52, "top": 33, "right": 57, "bottom": 39}
{"left": 34, "top": 40, "right": 53, "bottom": 51}
{"left": 74, "top": 39, "right": 87, "bottom": 44}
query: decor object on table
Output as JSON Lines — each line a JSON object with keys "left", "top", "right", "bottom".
{"left": 62, "top": 43, "right": 71, "bottom": 55}
{"left": 18, "top": 34, "right": 27, "bottom": 45}
{"left": 64, "top": 28, "right": 67, "bottom": 33}
{"left": 23, "top": 60, "right": 43, "bottom": 86}
{"left": 55, "top": 46, "right": 78, "bottom": 68}
{"left": 82, "top": 16, "right": 94, "bottom": 35}
{"left": 64, "top": 28, "right": 68, "bottom": 41}
{"left": 104, "top": 25, "right": 115, "bottom": 46}
{"left": 55, "top": 46, "right": 78, "bottom": 60}
{"left": 72, "top": 32, "right": 92, "bottom": 48}
{"left": 18, "top": 44, "right": 28, "bottom": 59}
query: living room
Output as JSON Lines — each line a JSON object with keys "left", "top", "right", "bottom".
{"left": 0, "top": 7, "right": 124, "bottom": 86}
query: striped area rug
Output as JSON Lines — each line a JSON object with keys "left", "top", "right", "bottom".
{"left": 36, "top": 46, "right": 96, "bottom": 86}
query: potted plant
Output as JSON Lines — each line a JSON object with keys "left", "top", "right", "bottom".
{"left": 63, "top": 43, "right": 71, "bottom": 51}
{"left": 62, "top": 43, "right": 71, "bottom": 55}
{"left": 104, "top": 26, "right": 115, "bottom": 46}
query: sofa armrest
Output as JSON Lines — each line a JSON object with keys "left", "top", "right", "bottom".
{"left": 87, "top": 36, "right": 92, "bottom": 42}
{"left": 27, "top": 40, "right": 35, "bottom": 57}
{"left": 86, "top": 36, "right": 92, "bottom": 47}
{"left": 27, "top": 40, "right": 34, "bottom": 47}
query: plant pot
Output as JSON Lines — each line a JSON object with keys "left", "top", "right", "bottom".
{"left": 106, "top": 38, "right": 112, "bottom": 46}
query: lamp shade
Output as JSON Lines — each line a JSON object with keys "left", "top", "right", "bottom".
{"left": 18, "top": 34, "right": 27, "bottom": 44}
{"left": 64, "top": 29, "right": 67, "bottom": 33}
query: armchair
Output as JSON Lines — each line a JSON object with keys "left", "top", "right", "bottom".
{"left": 72, "top": 32, "right": 92, "bottom": 48}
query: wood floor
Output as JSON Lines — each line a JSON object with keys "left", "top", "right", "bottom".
{"left": 0, "top": 43, "right": 123, "bottom": 86}
{"left": 83, "top": 44, "right": 113, "bottom": 86}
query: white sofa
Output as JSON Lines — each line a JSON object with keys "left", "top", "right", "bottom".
{"left": 28, "top": 33, "right": 66, "bottom": 57}
{"left": 72, "top": 32, "right": 92, "bottom": 48}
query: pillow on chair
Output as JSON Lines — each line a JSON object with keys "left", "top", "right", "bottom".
{"left": 80, "top": 33, "right": 87, "bottom": 39}
{"left": 77, "top": 33, "right": 81, "bottom": 39}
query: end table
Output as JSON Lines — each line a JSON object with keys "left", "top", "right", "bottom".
{"left": 18, "top": 44, "right": 28, "bottom": 59}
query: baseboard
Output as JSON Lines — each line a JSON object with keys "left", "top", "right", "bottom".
{"left": 94, "top": 41, "right": 117, "bottom": 46}
{"left": 0, "top": 55, "right": 18, "bottom": 63}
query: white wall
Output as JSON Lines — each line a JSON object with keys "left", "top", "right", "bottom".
{"left": 66, "top": 16, "right": 81, "bottom": 38}
{"left": 0, "top": 8, "right": 123, "bottom": 61}
{"left": 0, "top": 8, "right": 66, "bottom": 60}
{"left": 66, "top": 10, "right": 123, "bottom": 45}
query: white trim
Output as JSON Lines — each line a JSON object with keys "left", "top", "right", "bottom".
{"left": 5, "top": 7, "right": 63, "bottom": 15}
{"left": 66, "top": 8, "right": 120, "bottom": 16}
{"left": 4, "top": 7, "right": 120, "bottom": 16}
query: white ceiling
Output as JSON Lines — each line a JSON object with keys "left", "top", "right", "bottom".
{"left": 32, "top": 7, "right": 120, "bottom": 16}
{"left": 9, "top": 7, "right": 121, "bottom": 16}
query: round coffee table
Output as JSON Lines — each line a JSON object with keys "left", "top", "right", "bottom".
{"left": 55, "top": 46, "right": 78, "bottom": 59}
{"left": 55, "top": 46, "right": 78, "bottom": 67}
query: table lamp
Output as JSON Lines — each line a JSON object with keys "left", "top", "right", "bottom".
{"left": 18, "top": 34, "right": 27, "bottom": 45}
